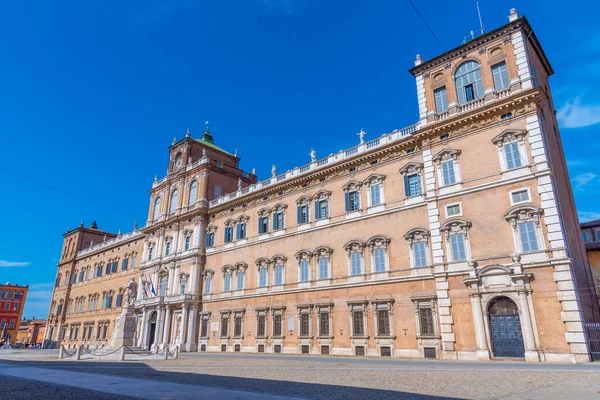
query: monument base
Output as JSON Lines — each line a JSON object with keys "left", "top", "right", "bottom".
{"left": 110, "top": 306, "right": 137, "bottom": 348}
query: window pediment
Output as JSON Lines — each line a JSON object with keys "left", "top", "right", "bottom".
{"left": 504, "top": 205, "right": 543, "bottom": 228}
{"left": 399, "top": 162, "right": 424, "bottom": 176}
{"left": 432, "top": 149, "right": 461, "bottom": 164}
{"left": 295, "top": 250, "right": 313, "bottom": 261}
{"left": 202, "top": 268, "right": 215, "bottom": 277}
{"left": 257, "top": 208, "right": 271, "bottom": 217}
{"left": 342, "top": 180, "right": 362, "bottom": 192}
{"left": 224, "top": 219, "right": 236, "bottom": 227}
{"left": 363, "top": 174, "right": 386, "bottom": 187}
{"left": 270, "top": 254, "right": 287, "bottom": 264}
{"left": 366, "top": 235, "right": 391, "bottom": 250}
{"left": 440, "top": 218, "right": 472, "bottom": 238}
{"left": 272, "top": 203, "right": 288, "bottom": 212}
{"left": 255, "top": 258, "right": 270, "bottom": 268}
{"left": 492, "top": 129, "right": 527, "bottom": 147}
{"left": 314, "top": 246, "right": 333, "bottom": 258}
{"left": 313, "top": 190, "right": 332, "bottom": 201}
{"left": 233, "top": 262, "right": 248, "bottom": 271}
{"left": 404, "top": 228, "right": 431, "bottom": 246}
{"left": 222, "top": 265, "right": 233, "bottom": 273}
{"left": 344, "top": 240, "right": 365, "bottom": 255}
{"left": 207, "top": 224, "right": 218, "bottom": 233}
{"left": 237, "top": 215, "right": 249, "bottom": 223}
{"left": 296, "top": 195, "right": 312, "bottom": 206}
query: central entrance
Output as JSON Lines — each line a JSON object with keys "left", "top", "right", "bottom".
{"left": 147, "top": 311, "right": 157, "bottom": 351}
{"left": 488, "top": 297, "right": 525, "bottom": 358}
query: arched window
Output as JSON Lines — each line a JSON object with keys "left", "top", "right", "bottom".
{"left": 153, "top": 197, "right": 161, "bottom": 220}
{"left": 14, "top": 292, "right": 22, "bottom": 301}
{"left": 169, "top": 189, "right": 178, "bottom": 214}
{"left": 7, "top": 291, "right": 14, "bottom": 300}
{"left": 489, "top": 296, "right": 519, "bottom": 315}
{"left": 0, "top": 290, "right": 5, "bottom": 300}
{"left": 188, "top": 181, "right": 198, "bottom": 206}
{"left": 455, "top": 61, "right": 483, "bottom": 104}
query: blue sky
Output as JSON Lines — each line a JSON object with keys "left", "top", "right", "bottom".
{"left": 1, "top": 0, "right": 599, "bottom": 318}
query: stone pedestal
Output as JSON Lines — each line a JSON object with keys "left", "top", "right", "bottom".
{"left": 110, "top": 306, "right": 137, "bottom": 348}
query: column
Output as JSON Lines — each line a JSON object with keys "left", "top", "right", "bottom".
{"left": 155, "top": 307, "right": 165, "bottom": 347}
{"left": 163, "top": 306, "right": 172, "bottom": 347}
{"left": 518, "top": 291, "right": 540, "bottom": 361}
{"left": 156, "top": 231, "right": 165, "bottom": 258}
{"left": 470, "top": 294, "right": 491, "bottom": 360}
{"left": 167, "top": 266, "right": 175, "bottom": 296}
{"left": 139, "top": 308, "right": 148, "bottom": 347}
{"left": 141, "top": 242, "right": 149, "bottom": 263}
{"left": 189, "top": 260, "right": 199, "bottom": 295}
{"left": 193, "top": 222, "right": 202, "bottom": 247}
{"left": 173, "top": 227, "right": 181, "bottom": 253}
{"left": 136, "top": 275, "right": 145, "bottom": 301}
{"left": 180, "top": 305, "right": 188, "bottom": 349}
{"left": 185, "top": 305, "right": 198, "bottom": 352}
{"left": 172, "top": 265, "right": 180, "bottom": 296}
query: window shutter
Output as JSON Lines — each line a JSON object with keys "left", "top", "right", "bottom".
{"left": 314, "top": 200, "right": 320, "bottom": 220}
{"left": 297, "top": 206, "right": 302, "bottom": 224}
{"left": 236, "top": 224, "right": 241, "bottom": 240}
{"left": 404, "top": 175, "right": 410, "bottom": 197}
{"left": 273, "top": 213, "right": 277, "bottom": 230}
{"left": 344, "top": 192, "right": 350, "bottom": 212}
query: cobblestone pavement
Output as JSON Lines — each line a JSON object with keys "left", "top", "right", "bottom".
{"left": 1, "top": 350, "right": 600, "bottom": 399}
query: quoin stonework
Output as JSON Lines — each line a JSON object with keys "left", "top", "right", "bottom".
{"left": 44, "top": 9, "right": 600, "bottom": 362}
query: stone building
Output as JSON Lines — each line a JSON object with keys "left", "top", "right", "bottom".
{"left": 580, "top": 219, "right": 600, "bottom": 299}
{"left": 44, "top": 9, "right": 599, "bottom": 362}
{"left": 0, "top": 283, "right": 28, "bottom": 344}
{"left": 17, "top": 319, "right": 47, "bottom": 345}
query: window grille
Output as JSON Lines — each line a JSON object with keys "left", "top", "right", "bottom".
{"left": 200, "top": 344, "right": 206, "bottom": 352}
{"left": 424, "top": 347, "right": 437, "bottom": 359}
{"left": 321, "top": 345, "right": 330, "bottom": 355}
{"left": 220, "top": 317, "right": 229, "bottom": 337}
{"left": 221, "top": 344, "right": 227, "bottom": 352}
{"left": 319, "top": 312, "right": 330, "bottom": 336}
{"left": 377, "top": 309, "right": 391, "bottom": 336}
{"left": 418, "top": 306, "right": 435, "bottom": 336}
{"left": 258, "top": 344, "right": 265, "bottom": 353}
{"left": 274, "top": 345, "right": 282, "bottom": 353}
{"left": 380, "top": 346, "right": 392, "bottom": 357}
{"left": 200, "top": 319, "right": 209, "bottom": 338}
{"left": 234, "top": 316, "right": 242, "bottom": 337}
{"left": 300, "top": 313, "right": 310, "bottom": 336}
{"left": 273, "top": 315, "right": 282, "bottom": 336}
{"left": 352, "top": 310, "right": 364, "bottom": 336}
{"left": 355, "top": 346, "right": 365, "bottom": 356}
{"left": 235, "top": 344, "right": 241, "bottom": 352}
{"left": 301, "top": 345, "right": 310, "bottom": 354}
{"left": 257, "top": 315, "right": 266, "bottom": 337}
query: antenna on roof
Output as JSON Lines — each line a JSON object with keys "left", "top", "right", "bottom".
{"left": 476, "top": 1, "right": 485, "bottom": 35}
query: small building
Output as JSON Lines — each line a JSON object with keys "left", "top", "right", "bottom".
{"left": 581, "top": 219, "right": 600, "bottom": 299}
{"left": 0, "top": 283, "right": 28, "bottom": 344}
{"left": 17, "top": 319, "right": 47, "bottom": 345}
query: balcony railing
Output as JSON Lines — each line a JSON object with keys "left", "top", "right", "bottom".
{"left": 208, "top": 122, "right": 418, "bottom": 208}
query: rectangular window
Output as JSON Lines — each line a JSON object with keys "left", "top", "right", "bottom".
{"left": 373, "top": 248, "right": 386, "bottom": 272}
{"left": 205, "top": 232, "right": 215, "bottom": 248}
{"left": 352, "top": 310, "right": 364, "bottom": 336}
{"left": 297, "top": 205, "right": 309, "bottom": 224}
{"left": 201, "top": 319, "right": 209, "bottom": 338}
{"left": 318, "top": 257, "right": 329, "bottom": 279}
{"left": 450, "top": 234, "right": 467, "bottom": 261}
{"left": 180, "top": 279, "right": 186, "bottom": 295}
{"left": 148, "top": 247, "right": 154, "bottom": 261}
{"left": 130, "top": 255, "right": 135, "bottom": 269}
{"left": 511, "top": 189, "right": 530, "bottom": 204}
{"left": 434, "top": 86, "right": 448, "bottom": 113}
{"left": 121, "top": 258, "right": 128, "bottom": 271}
{"left": 369, "top": 184, "right": 382, "bottom": 206}
{"left": 214, "top": 186, "right": 222, "bottom": 198}
{"left": 465, "top": 84, "right": 475, "bottom": 102}
{"left": 234, "top": 316, "right": 242, "bottom": 337}
{"left": 519, "top": 222, "right": 539, "bottom": 252}
{"left": 224, "top": 227, "right": 234, "bottom": 243}
{"left": 164, "top": 242, "right": 171, "bottom": 256}
{"left": 404, "top": 174, "right": 421, "bottom": 197}
{"left": 78, "top": 271, "right": 83, "bottom": 282}
{"left": 273, "top": 314, "right": 282, "bottom": 336}
{"left": 376, "top": 309, "right": 390, "bottom": 336}
{"left": 115, "top": 294, "right": 122, "bottom": 307}
{"left": 87, "top": 299, "right": 92, "bottom": 311}
{"left": 159, "top": 278, "right": 167, "bottom": 297}
{"left": 236, "top": 223, "right": 247, "bottom": 240}
{"left": 446, "top": 204, "right": 461, "bottom": 217}
{"left": 299, "top": 260, "right": 309, "bottom": 282}
{"left": 111, "top": 261, "right": 118, "bottom": 273}
{"left": 273, "top": 212, "right": 284, "bottom": 231}
{"left": 274, "top": 264, "right": 283, "bottom": 285}
{"left": 204, "top": 277, "right": 212, "bottom": 294}
{"left": 418, "top": 306, "right": 435, "bottom": 336}
{"left": 224, "top": 274, "right": 231, "bottom": 292}
{"left": 319, "top": 311, "right": 330, "bottom": 336}
{"left": 236, "top": 271, "right": 244, "bottom": 290}
{"left": 315, "top": 200, "right": 329, "bottom": 220}
{"left": 504, "top": 142, "right": 523, "bottom": 170}
{"left": 70, "top": 274, "right": 76, "bottom": 284}
{"left": 258, "top": 216, "right": 269, "bottom": 234}
{"left": 300, "top": 313, "right": 310, "bottom": 336}
{"left": 257, "top": 315, "right": 266, "bottom": 337}
{"left": 220, "top": 317, "right": 229, "bottom": 337}
{"left": 583, "top": 232, "right": 589, "bottom": 242}
{"left": 184, "top": 236, "right": 191, "bottom": 251}
{"left": 492, "top": 62, "right": 509, "bottom": 91}
{"left": 413, "top": 241, "right": 428, "bottom": 268}
{"left": 259, "top": 267, "right": 268, "bottom": 287}
{"left": 346, "top": 191, "right": 360, "bottom": 212}
{"left": 441, "top": 160, "right": 456, "bottom": 186}
{"left": 350, "top": 252, "right": 362, "bottom": 275}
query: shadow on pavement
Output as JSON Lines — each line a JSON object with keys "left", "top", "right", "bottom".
{"left": 1, "top": 358, "right": 461, "bottom": 400}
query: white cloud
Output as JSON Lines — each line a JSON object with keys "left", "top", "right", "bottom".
{"left": 557, "top": 96, "right": 600, "bottom": 129}
{"left": 0, "top": 260, "right": 31, "bottom": 267}
{"left": 579, "top": 211, "right": 600, "bottom": 223}
{"left": 572, "top": 172, "right": 597, "bottom": 191}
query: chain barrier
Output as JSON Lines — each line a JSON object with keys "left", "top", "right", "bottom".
{"left": 62, "top": 348, "right": 77, "bottom": 358}
{"left": 81, "top": 345, "right": 124, "bottom": 357}
{"left": 124, "top": 346, "right": 153, "bottom": 358}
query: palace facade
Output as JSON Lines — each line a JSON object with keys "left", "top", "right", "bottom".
{"left": 44, "top": 9, "right": 600, "bottom": 362}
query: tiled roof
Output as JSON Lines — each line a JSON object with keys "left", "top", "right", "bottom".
{"left": 581, "top": 219, "right": 600, "bottom": 228}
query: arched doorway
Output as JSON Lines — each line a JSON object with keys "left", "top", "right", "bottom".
{"left": 488, "top": 296, "right": 525, "bottom": 358}
{"left": 147, "top": 311, "right": 157, "bottom": 351}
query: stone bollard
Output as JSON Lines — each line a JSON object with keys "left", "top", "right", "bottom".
{"left": 58, "top": 345, "right": 64, "bottom": 360}
{"left": 163, "top": 346, "right": 169, "bottom": 360}
{"left": 120, "top": 346, "right": 126, "bottom": 361}
{"left": 76, "top": 345, "right": 82, "bottom": 361}
{"left": 174, "top": 346, "right": 179, "bottom": 359}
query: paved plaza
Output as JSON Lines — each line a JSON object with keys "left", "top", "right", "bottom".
{"left": 1, "top": 350, "right": 600, "bottom": 399}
